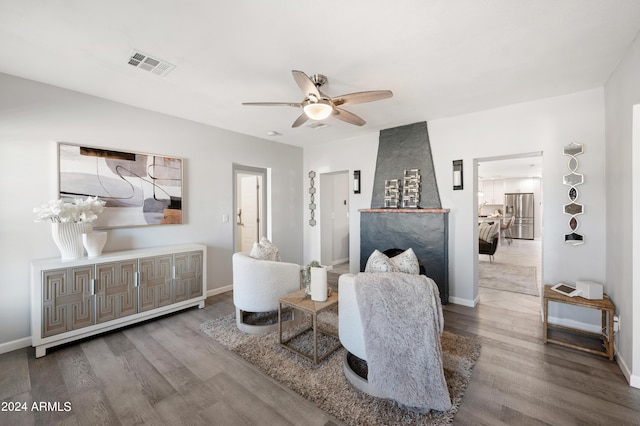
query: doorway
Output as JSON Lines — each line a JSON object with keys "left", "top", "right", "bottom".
{"left": 233, "top": 165, "right": 267, "bottom": 253}
{"left": 476, "top": 152, "right": 543, "bottom": 315}
{"left": 319, "top": 171, "right": 350, "bottom": 267}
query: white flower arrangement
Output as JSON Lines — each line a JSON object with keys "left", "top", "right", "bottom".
{"left": 34, "top": 196, "right": 106, "bottom": 223}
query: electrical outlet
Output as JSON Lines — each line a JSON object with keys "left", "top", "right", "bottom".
{"left": 614, "top": 315, "right": 620, "bottom": 332}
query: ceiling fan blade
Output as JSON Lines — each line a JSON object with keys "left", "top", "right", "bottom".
{"left": 333, "top": 107, "right": 366, "bottom": 126}
{"left": 292, "top": 70, "right": 320, "bottom": 97}
{"left": 291, "top": 112, "right": 309, "bottom": 128}
{"left": 242, "top": 102, "right": 301, "bottom": 107}
{"left": 332, "top": 90, "right": 393, "bottom": 106}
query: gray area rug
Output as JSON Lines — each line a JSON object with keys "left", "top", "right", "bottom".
{"left": 479, "top": 261, "right": 539, "bottom": 296}
{"left": 200, "top": 311, "right": 481, "bottom": 426}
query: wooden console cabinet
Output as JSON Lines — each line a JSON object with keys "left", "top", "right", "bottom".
{"left": 32, "top": 244, "right": 206, "bottom": 357}
{"left": 543, "top": 284, "right": 614, "bottom": 360}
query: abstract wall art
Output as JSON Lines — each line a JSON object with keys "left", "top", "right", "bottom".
{"left": 58, "top": 143, "right": 183, "bottom": 228}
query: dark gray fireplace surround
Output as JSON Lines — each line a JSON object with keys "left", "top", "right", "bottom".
{"left": 360, "top": 121, "right": 449, "bottom": 304}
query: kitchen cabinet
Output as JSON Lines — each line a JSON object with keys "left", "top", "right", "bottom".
{"left": 492, "top": 179, "right": 505, "bottom": 205}
{"left": 32, "top": 244, "right": 206, "bottom": 357}
{"left": 504, "top": 177, "right": 537, "bottom": 194}
{"left": 480, "top": 179, "right": 505, "bottom": 205}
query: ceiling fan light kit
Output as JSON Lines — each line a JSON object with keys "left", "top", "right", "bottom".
{"left": 242, "top": 70, "right": 393, "bottom": 128}
{"left": 303, "top": 99, "right": 333, "bottom": 120}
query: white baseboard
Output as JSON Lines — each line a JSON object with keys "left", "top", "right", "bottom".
{"left": 630, "top": 374, "right": 640, "bottom": 389}
{"left": 448, "top": 295, "right": 478, "bottom": 307}
{"left": 331, "top": 258, "right": 349, "bottom": 266}
{"left": 207, "top": 285, "right": 233, "bottom": 297}
{"left": 547, "top": 315, "right": 601, "bottom": 334}
{"left": 616, "top": 352, "right": 632, "bottom": 385}
{"left": 0, "top": 337, "right": 31, "bottom": 355}
{"left": 613, "top": 350, "right": 640, "bottom": 389}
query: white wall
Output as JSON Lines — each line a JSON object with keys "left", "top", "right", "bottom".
{"left": 604, "top": 31, "right": 640, "bottom": 387}
{"left": 305, "top": 88, "right": 607, "bottom": 316}
{"left": 304, "top": 134, "right": 379, "bottom": 272}
{"left": 0, "top": 73, "right": 303, "bottom": 349}
{"left": 431, "top": 88, "right": 606, "bottom": 309}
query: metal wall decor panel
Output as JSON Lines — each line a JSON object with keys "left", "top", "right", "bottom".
{"left": 95, "top": 261, "right": 138, "bottom": 323}
{"left": 138, "top": 255, "right": 173, "bottom": 312}
{"left": 173, "top": 251, "right": 203, "bottom": 303}
{"left": 42, "top": 266, "right": 94, "bottom": 337}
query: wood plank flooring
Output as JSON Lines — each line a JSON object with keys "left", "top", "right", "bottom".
{"left": 478, "top": 238, "right": 542, "bottom": 317}
{"left": 2, "top": 259, "right": 640, "bottom": 425}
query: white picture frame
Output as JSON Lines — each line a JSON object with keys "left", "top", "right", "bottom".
{"left": 551, "top": 283, "right": 582, "bottom": 297}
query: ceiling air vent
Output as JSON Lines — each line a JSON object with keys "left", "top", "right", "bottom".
{"left": 127, "top": 50, "right": 175, "bottom": 76}
{"left": 306, "top": 122, "right": 328, "bottom": 130}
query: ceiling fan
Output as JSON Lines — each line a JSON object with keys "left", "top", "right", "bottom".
{"left": 242, "top": 70, "right": 393, "bottom": 128}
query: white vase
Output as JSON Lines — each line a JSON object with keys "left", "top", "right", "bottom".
{"left": 310, "top": 266, "right": 328, "bottom": 302}
{"left": 83, "top": 231, "right": 108, "bottom": 257}
{"left": 51, "top": 222, "right": 92, "bottom": 260}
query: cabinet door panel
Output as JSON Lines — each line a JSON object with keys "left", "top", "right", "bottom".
{"left": 138, "top": 255, "right": 173, "bottom": 312}
{"left": 174, "top": 251, "right": 203, "bottom": 302}
{"left": 42, "top": 266, "right": 94, "bottom": 337}
{"left": 95, "top": 261, "right": 138, "bottom": 323}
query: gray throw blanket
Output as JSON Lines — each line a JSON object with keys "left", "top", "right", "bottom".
{"left": 354, "top": 272, "right": 452, "bottom": 412}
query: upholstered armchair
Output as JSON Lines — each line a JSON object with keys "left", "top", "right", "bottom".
{"left": 338, "top": 271, "right": 451, "bottom": 411}
{"left": 478, "top": 234, "right": 499, "bottom": 262}
{"left": 232, "top": 252, "right": 301, "bottom": 334}
{"left": 478, "top": 221, "right": 500, "bottom": 262}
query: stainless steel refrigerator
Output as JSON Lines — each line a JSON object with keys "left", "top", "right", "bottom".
{"left": 504, "top": 193, "right": 534, "bottom": 240}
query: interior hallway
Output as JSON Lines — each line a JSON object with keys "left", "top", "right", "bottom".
{"left": 478, "top": 238, "right": 542, "bottom": 317}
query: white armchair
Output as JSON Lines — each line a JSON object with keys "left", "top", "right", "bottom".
{"left": 232, "top": 252, "right": 301, "bottom": 334}
{"left": 338, "top": 272, "right": 450, "bottom": 410}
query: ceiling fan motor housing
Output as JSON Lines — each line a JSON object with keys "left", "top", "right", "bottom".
{"left": 310, "top": 74, "right": 328, "bottom": 87}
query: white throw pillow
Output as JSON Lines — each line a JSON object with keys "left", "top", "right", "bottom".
{"left": 249, "top": 237, "right": 281, "bottom": 261}
{"left": 365, "top": 248, "right": 422, "bottom": 274}
{"left": 479, "top": 221, "right": 499, "bottom": 243}
{"left": 364, "top": 250, "right": 397, "bottom": 273}
{"left": 391, "top": 248, "right": 420, "bottom": 275}
{"left": 259, "top": 237, "right": 281, "bottom": 261}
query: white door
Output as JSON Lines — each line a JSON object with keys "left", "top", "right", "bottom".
{"left": 320, "top": 171, "right": 350, "bottom": 265}
{"left": 239, "top": 175, "right": 259, "bottom": 252}
{"left": 332, "top": 172, "right": 350, "bottom": 262}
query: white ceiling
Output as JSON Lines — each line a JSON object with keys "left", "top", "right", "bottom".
{"left": 478, "top": 156, "right": 542, "bottom": 180}
{"left": 1, "top": 1, "right": 639, "bottom": 148}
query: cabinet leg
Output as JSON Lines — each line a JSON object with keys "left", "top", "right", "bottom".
{"left": 35, "top": 346, "right": 46, "bottom": 358}
{"left": 607, "top": 309, "right": 614, "bottom": 360}
{"left": 543, "top": 300, "right": 549, "bottom": 343}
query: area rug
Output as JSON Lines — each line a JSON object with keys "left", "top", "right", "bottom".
{"left": 479, "top": 261, "right": 539, "bottom": 296}
{"left": 200, "top": 311, "right": 481, "bottom": 426}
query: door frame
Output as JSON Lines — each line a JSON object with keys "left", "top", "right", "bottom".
{"left": 319, "top": 170, "right": 350, "bottom": 266}
{"left": 233, "top": 164, "right": 268, "bottom": 253}
{"left": 474, "top": 151, "right": 543, "bottom": 301}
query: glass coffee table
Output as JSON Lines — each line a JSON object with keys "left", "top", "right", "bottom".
{"left": 278, "top": 289, "right": 341, "bottom": 363}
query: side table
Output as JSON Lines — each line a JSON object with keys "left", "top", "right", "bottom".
{"left": 278, "top": 289, "right": 341, "bottom": 363}
{"left": 543, "top": 284, "right": 615, "bottom": 360}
